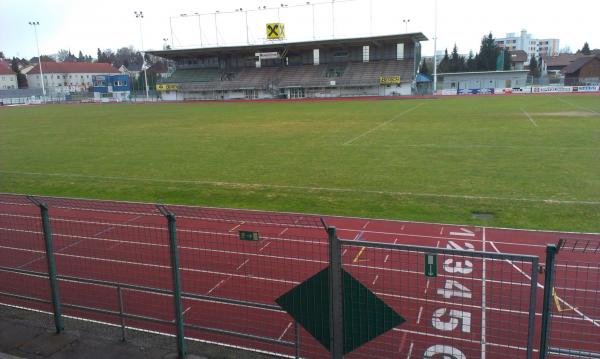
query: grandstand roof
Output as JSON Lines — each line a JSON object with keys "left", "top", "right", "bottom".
{"left": 29, "top": 62, "right": 119, "bottom": 74}
{"left": 149, "top": 33, "right": 427, "bottom": 60}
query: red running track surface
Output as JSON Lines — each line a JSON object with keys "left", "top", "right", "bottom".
{"left": 0, "top": 194, "right": 598, "bottom": 358}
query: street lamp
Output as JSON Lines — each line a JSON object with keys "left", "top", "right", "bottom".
{"left": 403, "top": 19, "right": 411, "bottom": 33}
{"left": 28, "top": 21, "right": 46, "bottom": 99}
{"left": 236, "top": 8, "right": 250, "bottom": 45}
{"left": 134, "top": 11, "right": 150, "bottom": 102}
{"left": 433, "top": 0, "right": 438, "bottom": 94}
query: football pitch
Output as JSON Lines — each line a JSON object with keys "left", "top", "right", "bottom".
{"left": 1, "top": 94, "right": 599, "bottom": 232}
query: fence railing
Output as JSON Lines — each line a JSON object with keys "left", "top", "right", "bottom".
{"left": 1, "top": 193, "right": 598, "bottom": 358}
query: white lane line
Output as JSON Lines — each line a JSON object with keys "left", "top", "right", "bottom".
{"left": 439, "top": 227, "right": 444, "bottom": 235}
{"left": 343, "top": 104, "right": 425, "bottom": 145}
{"left": 229, "top": 222, "right": 244, "bottom": 232}
{"left": 182, "top": 306, "right": 192, "bottom": 316}
{"left": 206, "top": 278, "right": 229, "bottom": 295}
{"left": 353, "top": 231, "right": 364, "bottom": 240}
{"left": 278, "top": 228, "right": 288, "bottom": 236}
{"left": 372, "top": 275, "right": 379, "bottom": 285}
{"left": 406, "top": 342, "right": 414, "bottom": 359}
{"left": 481, "top": 227, "right": 487, "bottom": 359}
{"left": 521, "top": 109, "right": 539, "bottom": 127}
{"left": 342, "top": 249, "right": 348, "bottom": 257}
{"left": 4, "top": 172, "right": 600, "bottom": 205}
{"left": 424, "top": 279, "right": 430, "bottom": 295}
{"left": 362, "top": 221, "right": 370, "bottom": 230}
{"left": 278, "top": 321, "right": 293, "bottom": 340}
{"left": 489, "top": 241, "right": 600, "bottom": 328}
{"left": 258, "top": 241, "right": 271, "bottom": 252}
{"left": 416, "top": 306, "right": 424, "bottom": 324}
{"left": 236, "top": 259, "right": 250, "bottom": 271}
{"left": 384, "top": 254, "right": 390, "bottom": 263}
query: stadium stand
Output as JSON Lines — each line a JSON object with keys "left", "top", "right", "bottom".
{"left": 149, "top": 33, "right": 427, "bottom": 100}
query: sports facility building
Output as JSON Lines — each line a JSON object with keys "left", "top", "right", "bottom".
{"left": 149, "top": 33, "right": 427, "bottom": 101}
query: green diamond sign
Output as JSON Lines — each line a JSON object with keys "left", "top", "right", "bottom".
{"left": 276, "top": 267, "right": 405, "bottom": 354}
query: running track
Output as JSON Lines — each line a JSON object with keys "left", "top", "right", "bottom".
{"left": 0, "top": 194, "right": 598, "bottom": 358}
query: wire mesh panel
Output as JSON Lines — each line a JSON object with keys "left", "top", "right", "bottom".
{"left": 0, "top": 194, "right": 52, "bottom": 312}
{"left": 339, "top": 239, "right": 539, "bottom": 359}
{"left": 167, "top": 204, "right": 328, "bottom": 357}
{"left": 546, "top": 238, "right": 600, "bottom": 358}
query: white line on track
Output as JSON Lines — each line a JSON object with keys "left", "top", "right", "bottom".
{"left": 278, "top": 228, "right": 288, "bottom": 236}
{"left": 258, "top": 242, "right": 271, "bottom": 252}
{"left": 343, "top": 104, "right": 424, "bottom": 145}
{"left": 342, "top": 249, "right": 348, "bottom": 257}
{"left": 278, "top": 321, "right": 293, "bottom": 340}
{"left": 182, "top": 306, "right": 192, "bottom": 316}
{"left": 384, "top": 254, "right": 390, "bottom": 263}
{"left": 489, "top": 241, "right": 600, "bottom": 328}
{"left": 481, "top": 227, "right": 487, "bottom": 359}
{"left": 229, "top": 223, "right": 244, "bottom": 232}
{"left": 521, "top": 109, "right": 539, "bottom": 127}
{"left": 236, "top": 259, "right": 250, "bottom": 271}
{"left": 206, "top": 278, "right": 229, "bottom": 295}
{"left": 372, "top": 275, "right": 379, "bottom": 285}
{"left": 416, "top": 306, "right": 424, "bottom": 324}
{"left": 406, "top": 342, "right": 414, "bottom": 359}
{"left": 362, "top": 221, "right": 370, "bottom": 230}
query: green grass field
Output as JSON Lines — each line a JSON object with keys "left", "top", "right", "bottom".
{"left": 1, "top": 95, "right": 599, "bottom": 231}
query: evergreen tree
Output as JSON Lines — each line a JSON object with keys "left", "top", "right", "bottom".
{"left": 477, "top": 33, "right": 501, "bottom": 71}
{"left": 78, "top": 51, "right": 85, "bottom": 62}
{"left": 449, "top": 44, "right": 466, "bottom": 72}
{"left": 466, "top": 51, "right": 477, "bottom": 71}
{"left": 529, "top": 56, "right": 540, "bottom": 79}
{"left": 580, "top": 42, "right": 591, "bottom": 55}
{"left": 0, "top": 51, "right": 4, "bottom": 59}
{"left": 503, "top": 50, "right": 512, "bottom": 70}
{"left": 438, "top": 49, "right": 450, "bottom": 73}
{"left": 97, "top": 48, "right": 103, "bottom": 62}
{"left": 420, "top": 59, "right": 431, "bottom": 76}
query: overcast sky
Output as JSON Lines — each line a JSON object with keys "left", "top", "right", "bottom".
{"left": 1, "top": 0, "right": 598, "bottom": 60}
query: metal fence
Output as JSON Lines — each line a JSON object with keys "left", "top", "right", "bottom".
{"left": 540, "top": 239, "right": 600, "bottom": 358}
{"left": 2, "top": 193, "right": 592, "bottom": 359}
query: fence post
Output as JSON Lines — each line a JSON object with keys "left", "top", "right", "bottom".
{"left": 294, "top": 320, "right": 300, "bottom": 359}
{"left": 539, "top": 244, "right": 557, "bottom": 359}
{"left": 327, "top": 226, "right": 343, "bottom": 359}
{"left": 117, "top": 285, "right": 126, "bottom": 342}
{"left": 27, "top": 196, "right": 63, "bottom": 334}
{"left": 158, "top": 206, "right": 186, "bottom": 359}
{"left": 526, "top": 257, "right": 539, "bottom": 359}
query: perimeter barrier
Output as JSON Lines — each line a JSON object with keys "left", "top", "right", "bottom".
{"left": 0, "top": 193, "right": 546, "bottom": 358}
{"left": 540, "top": 239, "right": 600, "bottom": 358}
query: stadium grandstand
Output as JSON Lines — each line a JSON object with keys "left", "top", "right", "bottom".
{"left": 148, "top": 33, "right": 427, "bottom": 100}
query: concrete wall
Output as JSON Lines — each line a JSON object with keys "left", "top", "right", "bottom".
{"left": 0, "top": 74, "right": 18, "bottom": 90}
{"left": 441, "top": 71, "right": 528, "bottom": 90}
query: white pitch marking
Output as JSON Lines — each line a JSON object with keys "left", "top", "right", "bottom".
{"left": 416, "top": 306, "right": 424, "bottom": 324}
{"left": 343, "top": 104, "right": 425, "bottom": 145}
{"left": 236, "top": 259, "right": 250, "bottom": 271}
{"left": 4, "top": 171, "right": 600, "bottom": 205}
{"left": 521, "top": 108, "right": 538, "bottom": 127}
{"left": 557, "top": 97, "right": 600, "bottom": 115}
{"left": 278, "top": 321, "right": 293, "bottom": 340}
{"left": 372, "top": 275, "right": 379, "bottom": 285}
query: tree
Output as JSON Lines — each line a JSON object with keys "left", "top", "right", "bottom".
{"left": 503, "top": 50, "right": 512, "bottom": 70}
{"left": 477, "top": 33, "right": 501, "bottom": 71}
{"left": 420, "top": 59, "right": 431, "bottom": 76}
{"left": 438, "top": 49, "right": 451, "bottom": 73}
{"left": 529, "top": 56, "right": 541, "bottom": 79}
{"left": 0, "top": 51, "right": 4, "bottom": 59}
{"left": 11, "top": 57, "right": 28, "bottom": 88}
{"left": 580, "top": 42, "right": 591, "bottom": 55}
{"left": 449, "top": 44, "right": 466, "bottom": 72}
{"left": 57, "top": 49, "right": 77, "bottom": 62}
{"left": 30, "top": 55, "right": 55, "bottom": 63}
{"left": 466, "top": 51, "right": 477, "bottom": 71}
{"left": 78, "top": 51, "right": 85, "bottom": 62}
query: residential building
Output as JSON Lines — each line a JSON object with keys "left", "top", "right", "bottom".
{"left": 507, "top": 50, "right": 528, "bottom": 70}
{"left": 118, "top": 63, "right": 143, "bottom": 79}
{"left": 27, "top": 62, "right": 120, "bottom": 94}
{"left": 495, "top": 30, "right": 559, "bottom": 62}
{"left": 540, "top": 53, "right": 586, "bottom": 83}
{"left": 0, "top": 61, "right": 18, "bottom": 90}
{"left": 562, "top": 54, "right": 600, "bottom": 86}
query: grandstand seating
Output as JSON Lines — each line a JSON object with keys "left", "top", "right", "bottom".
{"left": 163, "top": 59, "right": 414, "bottom": 92}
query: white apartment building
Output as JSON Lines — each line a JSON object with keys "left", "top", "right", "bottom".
{"left": 495, "top": 29, "right": 560, "bottom": 62}
{"left": 27, "top": 62, "right": 119, "bottom": 94}
{"left": 0, "top": 61, "right": 18, "bottom": 90}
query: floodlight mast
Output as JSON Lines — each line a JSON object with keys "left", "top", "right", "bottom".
{"left": 29, "top": 21, "right": 46, "bottom": 100}
{"left": 134, "top": 11, "right": 150, "bottom": 102}
{"left": 433, "top": 0, "right": 438, "bottom": 94}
